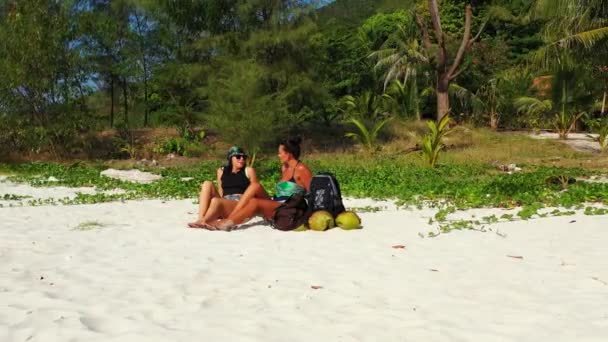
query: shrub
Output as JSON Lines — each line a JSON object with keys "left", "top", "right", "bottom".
{"left": 586, "top": 117, "right": 608, "bottom": 153}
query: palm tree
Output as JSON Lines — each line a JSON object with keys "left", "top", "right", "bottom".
{"left": 369, "top": 24, "right": 427, "bottom": 93}
{"left": 340, "top": 91, "right": 390, "bottom": 122}
{"left": 514, "top": 96, "right": 553, "bottom": 133}
{"left": 340, "top": 91, "right": 392, "bottom": 152}
{"left": 532, "top": 0, "right": 608, "bottom": 64}
{"left": 345, "top": 117, "right": 392, "bottom": 152}
{"left": 473, "top": 79, "right": 500, "bottom": 130}
{"left": 384, "top": 79, "right": 421, "bottom": 120}
{"left": 586, "top": 116, "right": 608, "bottom": 153}
{"left": 532, "top": 0, "right": 608, "bottom": 108}
{"left": 421, "top": 114, "right": 452, "bottom": 168}
{"left": 514, "top": 70, "right": 590, "bottom": 139}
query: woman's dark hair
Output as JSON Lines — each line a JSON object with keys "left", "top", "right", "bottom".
{"left": 280, "top": 136, "right": 302, "bottom": 160}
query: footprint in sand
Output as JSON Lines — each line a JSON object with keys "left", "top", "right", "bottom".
{"left": 79, "top": 316, "right": 103, "bottom": 333}
{"left": 79, "top": 316, "right": 132, "bottom": 334}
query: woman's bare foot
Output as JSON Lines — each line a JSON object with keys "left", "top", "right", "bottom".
{"left": 187, "top": 220, "right": 211, "bottom": 229}
{"left": 212, "top": 219, "right": 236, "bottom": 231}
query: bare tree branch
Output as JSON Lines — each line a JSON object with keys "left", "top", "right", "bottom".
{"left": 448, "top": 4, "right": 473, "bottom": 79}
{"left": 471, "top": 18, "right": 488, "bottom": 46}
{"left": 415, "top": 13, "right": 432, "bottom": 58}
{"left": 428, "top": 0, "right": 444, "bottom": 47}
{"left": 450, "top": 66, "right": 467, "bottom": 80}
{"left": 428, "top": 0, "right": 447, "bottom": 71}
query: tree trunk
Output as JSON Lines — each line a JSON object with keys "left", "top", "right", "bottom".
{"left": 417, "top": 1, "right": 478, "bottom": 122}
{"left": 123, "top": 78, "right": 128, "bottom": 125}
{"left": 143, "top": 78, "right": 149, "bottom": 127}
{"left": 602, "top": 91, "right": 607, "bottom": 115}
{"left": 409, "top": 78, "right": 421, "bottom": 121}
{"left": 77, "top": 76, "right": 87, "bottom": 114}
{"left": 490, "top": 111, "right": 499, "bottom": 131}
{"left": 436, "top": 76, "right": 450, "bottom": 122}
{"left": 110, "top": 75, "right": 115, "bottom": 127}
{"left": 134, "top": 11, "right": 150, "bottom": 127}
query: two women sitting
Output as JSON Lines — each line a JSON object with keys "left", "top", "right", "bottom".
{"left": 188, "top": 137, "right": 312, "bottom": 231}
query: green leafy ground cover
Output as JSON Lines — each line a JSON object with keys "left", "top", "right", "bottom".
{"left": 1, "top": 159, "right": 607, "bottom": 210}
{"left": 2, "top": 159, "right": 607, "bottom": 236}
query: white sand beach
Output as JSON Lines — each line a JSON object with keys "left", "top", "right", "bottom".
{"left": 1, "top": 181, "right": 608, "bottom": 341}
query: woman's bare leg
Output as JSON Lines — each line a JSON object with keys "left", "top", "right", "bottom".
{"left": 188, "top": 181, "right": 219, "bottom": 226}
{"left": 230, "top": 182, "right": 270, "bottom": 214}
{"left": 214, "top": 199, "right": 280, "bottom": 230}
{"left": 201, "top": 198, "right": 238, "bottom": 225}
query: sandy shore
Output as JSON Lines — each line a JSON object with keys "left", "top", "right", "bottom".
{"left": 1, "top": 182, "right": 608, "bottom": 341}
{"left": 528, "top": 132, "right": 601, "bottom": 153}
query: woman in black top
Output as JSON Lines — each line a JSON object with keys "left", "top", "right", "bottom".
{"left": 188, "top": 146, "right": 262, "bottom": 228}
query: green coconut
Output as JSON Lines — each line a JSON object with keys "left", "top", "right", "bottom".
{"left": 308, "top": 210, "right": 335, "bottom": 231}
{"left": 336, "top": 211, "right": 362, "bottom": 230}
{"left": 293, "top": 223, "right": 308, "bottom": 231}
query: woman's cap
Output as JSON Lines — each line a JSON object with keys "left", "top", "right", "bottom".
{"left": 227, "top": 146, "right": 246, "bottom": 159}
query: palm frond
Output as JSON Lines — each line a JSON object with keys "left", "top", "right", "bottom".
{"left": 554, "top": 26, "right": 608, "bottom": 49}
{"left": 514, "top": 96, "right": 553, "bottom": 116}
{"left": 485, "top": 5, "right": 518, "bottom": 22}
{"left": 448, "top": 83, "right": 472, "bottom": 102}
{"left": 344, "top": 132, "right": 363, "bottom": 145}
{"left": 371, "top": 117, "right": 392, "bottom": 139}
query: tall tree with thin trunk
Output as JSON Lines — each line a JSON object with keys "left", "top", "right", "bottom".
{"left": 414, "top": 0, "right": 486, "bottom": 122}
{"left": 122, "top": 78, "right": 129, "bottom": 125}
{"left": 132, "top": 8, "right": 151, "bottom": 127}
{"left": 80, "top": 0, "right": 133, "bottom": 128}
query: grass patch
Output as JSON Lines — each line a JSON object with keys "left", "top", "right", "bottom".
{"left": 73, "top": 220, "right": 106, "bottom": 231}
{"left": 2, "top": 194, "right": 31, "bottom": 201}
{"left": 349, "top": 205, "right": 384, "bottom": 213}
{"left": 381, "top": 124, "right": 608, "bottom": 169}
{"left": 584, "top": 206, "right": 608, "bottom": 215}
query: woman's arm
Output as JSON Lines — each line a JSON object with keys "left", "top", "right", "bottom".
{"left": 295, "top": 164, "right": 313, "bottom": 191}
{"left": 216, "top": 168, "right": 224, "bottom": 197}
{"left": 246, "top": 167, "right": 259, "bottom": 184}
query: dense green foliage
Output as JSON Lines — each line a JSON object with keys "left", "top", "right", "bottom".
{"left": 0, "top": 0, "right": 607, "bottom": 157}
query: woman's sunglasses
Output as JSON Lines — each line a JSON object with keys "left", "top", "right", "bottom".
{"left": 233, "top": 154, "right": 247, "bottom": 160}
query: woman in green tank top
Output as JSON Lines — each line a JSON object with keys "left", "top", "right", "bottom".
{"left": 208, "top": 137, "right": 312, "bottom": 231}
{"left": 274, "top": 160, "right": 307, "bottom": 200}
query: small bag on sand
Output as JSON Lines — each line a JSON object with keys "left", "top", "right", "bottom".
{"left": 272, "top": 194, "right": 311, "bottom": 231}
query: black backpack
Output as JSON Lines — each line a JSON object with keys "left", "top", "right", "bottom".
{"left": 271, "top": 193, "right": 312, "bottom": 231}
{"left": 308, "top": 172, "right": 345, "bottom": 216}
